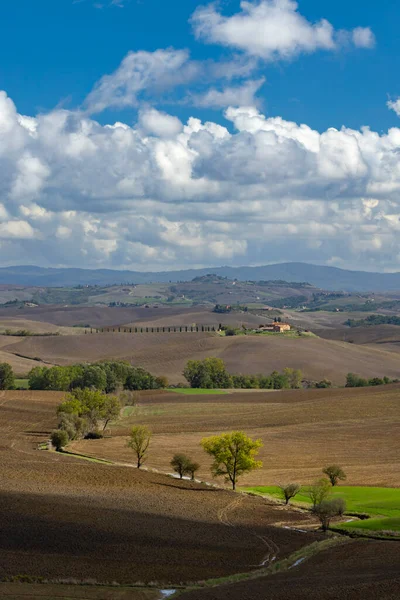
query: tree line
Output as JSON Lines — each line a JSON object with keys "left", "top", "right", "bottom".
{"left": 183, "top": 358, "right": 303, "bottom": 389}
{"left": 28, "top": 361, "right": 168, "bottom": 392}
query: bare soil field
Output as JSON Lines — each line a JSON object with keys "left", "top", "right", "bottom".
{"left": 0, "top": 317, "right": 84, "bottom": 335}
{"left": 0, "top": 583, "right": 162, "bottom": 600}
{"left": 180, "top": 540, "right": 400, "bottom": 600}
{"left": 0, "top": 305, "right": 209, "bottom": 328}
{"left": 5, "top": 330, "right": 400, "bottom": 384}
{"left": 0, "top": 336, "right": 53, "bottom": 374}
{"left": 72, "top": 386, "right": 400, "bottom": 487}
{"left": 0, "top": 390, "right": 321, "bottom": 586}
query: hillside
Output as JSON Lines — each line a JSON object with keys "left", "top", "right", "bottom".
{"left": 3, "top": 262, "right": 400, "bottom": 291}
{"left": 72, "top": 385, "right": 400, "bottom": 487}
{"left": 4, "top": 331, "right": 400, "bottom": 384}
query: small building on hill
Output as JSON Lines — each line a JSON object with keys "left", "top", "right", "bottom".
{"left": 273, "top": 322, "right": 291, "bottom": 333}
{"left": 258, "top": 322, "right": 291, "bottom": 333}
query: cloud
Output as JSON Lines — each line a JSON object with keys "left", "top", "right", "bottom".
{"left": 191, "top": 0, "right": 375, "bottom": 60}
{"left": 388, "top": 98, "right": 400, "bottom": 117}
{"left": 84, "top": 49, "right": 196, "bottom": 114}
{"left": 352, "top": 26, "right": 375, "bottom": 49}
{"left": 2, "top": 92, "right": 400, "bottom": 270}
{"left": 189, "top": 78, "right": 265, "bottom": 109}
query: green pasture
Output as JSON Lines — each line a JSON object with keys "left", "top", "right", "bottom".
{"left": 242, "top": 486, "right": 400, "bottom": 518}
{"left": 334, "top": 517, "right": 400, "bottom": 533}
{"left": 14, "top": 378, "right": 29, "bottom": 389}
{"left": 242, "top": 486, "right": 400, "bottom": 533}
{"left": 167, "top": 388, "right": 228, "bottom": 395}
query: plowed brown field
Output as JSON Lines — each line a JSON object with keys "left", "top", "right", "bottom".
{"left": 0, "top": 390, "right": 321, "bottom": 586}
{"left": 4, "top": 331, "right": 400, "bottom": 384}
{"left": 179, "top": 540, "right": 400, "bottom": 600}
{"left": 72, "top": 386, "right": 400, "bottom": 486}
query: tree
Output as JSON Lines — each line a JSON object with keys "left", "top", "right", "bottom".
{"left": 183, "top": 358, "right": 232, "bottom": 389}
{"left": 102, "top": 395, "right": 121, "bottom": 431}
{"left": 155, "top": 375, "right": 169, "bottom": 389}
{"left": 201, "top": 431, "right": 262, "bottom": 490}
{"left": 278, "top": 483, "right": 301, "bottom": 505}
{"left": 323, "top": 465, "right": 347, "bottom": 487}
{"left": 306, "top": 478, "right": 331, "bottom": 509}
{"left": 57, "top": 388, "right": 121, "bottom": 433}
{"left": 186, "top": 460, "right": 200, "bottom": 480}
{"left": 170, "top": 453, "right": 190, "bottom": 479}
{"left": 0, "top": 363, "right": 14, "bottom": 390}
{"left": 51, "top": 429, "right": 69, "bottom": 451}
{"left": 345, "top": 373, "right": 367, "bottom": 388}
{"left": 314, "top": 498, "right": 346, "bottom": 531}
{"left": 127, "top": 425, "right": 151, "bottom": 468}
{"left": 125, "top": 367, "right": 158, "bottom": 390}
{"left": 283, "top": 368, "right": 303, "bottom": 389}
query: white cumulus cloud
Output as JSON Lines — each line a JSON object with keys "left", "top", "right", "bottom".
{"left": 0, "top": 92, "right": 400, "bottom": 271}
{"left": 192, "top": 0, "right": 375, "bottom": 60}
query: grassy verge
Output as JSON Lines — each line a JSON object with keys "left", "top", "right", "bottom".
{"left": 166, "top": 388, "right": 228, "bottom": 395}
{"left": 60, "top": 450, "right": 114, "bottom": 465}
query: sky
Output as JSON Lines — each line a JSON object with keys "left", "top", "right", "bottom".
{"left": 1, "top": 0, "right": 400, "bottom": 272}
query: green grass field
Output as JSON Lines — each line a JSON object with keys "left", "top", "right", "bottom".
{"left": 14, "top": 378, "right": 29, "bottom": 389}
{"left": 335, "top": 517, "right": 400, "bottom": 533}
{"left": 242, "top": 486, "right": 400, "bottom": 533}
{"left": 167, "top": 388, "right": 228, "bottom": 395}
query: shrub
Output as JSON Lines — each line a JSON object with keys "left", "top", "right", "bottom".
{"left": 84, "top": 430, "right": 103, "bottom": 440}
{"left": 51, "top": 429, "right": 69, "bottom": 451}
{"left": 315, "top": 379, "right": 332, "bottom": 388}
{"left": 329, "top": 497, "right": 346, "bottom": 517}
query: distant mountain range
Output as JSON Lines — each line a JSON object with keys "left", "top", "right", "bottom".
{"left": 0, "top": 263, "right": 398, "bottom": 292}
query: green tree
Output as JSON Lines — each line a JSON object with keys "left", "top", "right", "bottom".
{"left": 170, "top": 453, "right": 191, "bottom": 479}
{"left": 278, "top": 483, "right": 301, "bottom": 505}
{"left": 283, "top": 368, "right": 303, "bottom": 389}
{"left": 51, "top": 429, "right": 69, "bottom": 451}
{"left": 102, "top": 395, "right": 121, "bottom": 431}
{"left": 345, "top": 373, "right": 368, "bottom": 388}
{"left": 183, "top": 358, "right": 232, "bottom": 389}
{"left": 127, "top": 425, "right": 151, "bottom": 468}
{"left": 0, "top": 363, "right": 14, "bottom": 390}
{"left": 57, "top": 388, "right": 120, "bottom": 433}
{"left": 306, "top": 478, "right": 331, "bottom": 509}
{"left": 314, "top": 498, "right": 346, "bottom": 531}
{"left": 322, "top": 465, "right": 347, "bottom": 486}
{"left": 201, "top": 431, "right": 263, "bottom": 490}
{"left": 125, "top": 367, "right": 158, "bottom": 390}
{"left": 186, "top": 460, "right": 200, "bottom": 480}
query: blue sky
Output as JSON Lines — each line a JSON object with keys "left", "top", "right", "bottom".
{"left": 1, "top": 0, "right": 400, "bottom": 272}
{"left": 1, "top": 0, "right": 396, "bottom": 131}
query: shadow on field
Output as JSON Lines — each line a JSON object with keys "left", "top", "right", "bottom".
{"left": 0, "top": 489, "right": 314, "bottom": 584}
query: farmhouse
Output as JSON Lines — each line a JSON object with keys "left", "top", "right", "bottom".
{"left": 259, "top": 322, "right": 291, "bottom": 333}
{"left": 273, "top": 322, "right": 291, "bottom": 333}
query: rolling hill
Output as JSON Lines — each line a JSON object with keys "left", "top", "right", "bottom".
{"left": 2, "top": 262, "right": 400, "bottom": 291}
{"left": 4, "top": 331, "right": 400, "bottom": 384}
